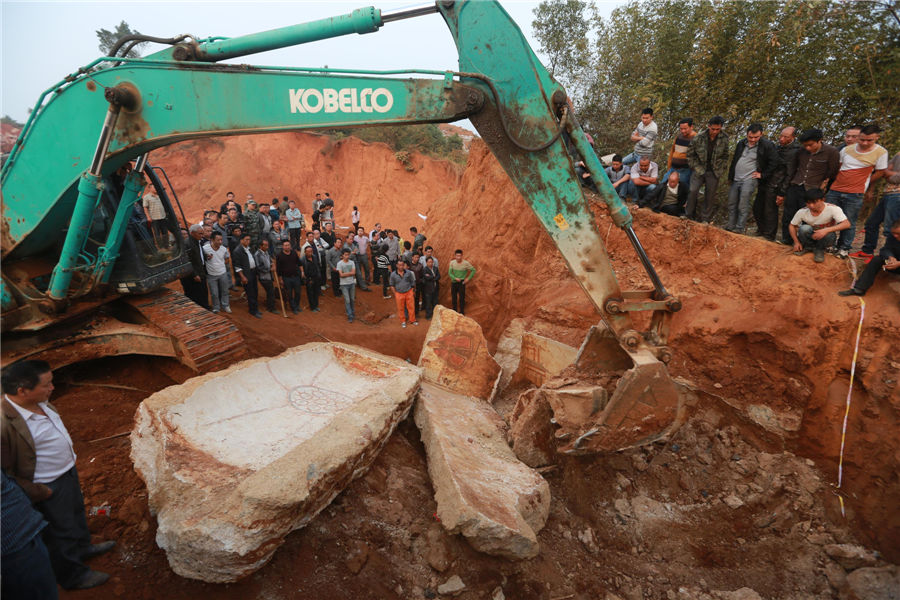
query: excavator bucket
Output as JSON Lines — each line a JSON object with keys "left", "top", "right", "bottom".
{"left": 555, "top": 324, "right": 689, "bottom": 453}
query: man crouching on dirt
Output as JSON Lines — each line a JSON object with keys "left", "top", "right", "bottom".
{"left": 838, "top": 219, "right": 900, "bottom": 297}
{"left": 789, "top": 189, "right": 850, "bottom": 263}
{"left": 1, "top": 360, "right": 114, "bottom": 590}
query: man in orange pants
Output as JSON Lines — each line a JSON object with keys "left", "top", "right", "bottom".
{"left": 389, "top": 259, "right": 418, "bottom": 328}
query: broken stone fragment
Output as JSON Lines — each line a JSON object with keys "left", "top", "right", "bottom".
{"left": 437, "top": 575, "right": 466, "bottom": 596}
{"left": 508, "top": 388, "right": 556, "bottom": 468}
{"left": 542, "top": 383, "right": 608, "bottom": 432}
{"left": 512, "top": 332, "right": 578, "bottom": 387}
{"left": 414, "top": 382, "right": 550, "bottom": 560}
{"left": 824, "top": 543, "right": 880, "bottom": 571}
{"left": 493, "top": 318, "right": 526, "bottom": 394}
{"left": 130, "top": 343, "right": 421, "bottom": 583}
{"left": 418, "top": 305, "right": 501, "bottom": 401}
{"left": 843, "top": 565, "right": 900, "bottom": 600}
{"left": 723, "top": 494, "right": 744, "bottom": 509}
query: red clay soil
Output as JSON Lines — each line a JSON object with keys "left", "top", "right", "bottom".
{"left": 44, "top": 133, "right": 898, "bottom": 599}
{"left": 150, "top": 131, "right": 462, "bottom": 235}
{"left": 424, "top": 140, "right": 900, "bottom": 562}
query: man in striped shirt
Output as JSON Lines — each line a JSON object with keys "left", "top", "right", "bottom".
{"left": 826, "top": 124, "right": 888, "bottom": 258}
{"left": 622, "top": 108, "right": 658, "bottom": 166}
{"left": 663, "top": 118, "right": 697, "bottom": 186}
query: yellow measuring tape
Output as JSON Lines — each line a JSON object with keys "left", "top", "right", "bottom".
{"left": 836, "top": 297, "right": 865, "bottom": 517}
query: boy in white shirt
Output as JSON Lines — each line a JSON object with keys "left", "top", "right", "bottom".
{"left": 789, "top": 189, "right": 850, "bottom": 263}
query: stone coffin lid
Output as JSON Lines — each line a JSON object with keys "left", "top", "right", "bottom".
{"left": 417, "top": 305, "right": 501, "bottom": 402}
{"left": 131, "top": 342, "right": 421, "bottom": 583}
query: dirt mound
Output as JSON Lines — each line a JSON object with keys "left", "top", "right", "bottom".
{"left": 44, "top": 131, "right": 898, "bottom": 598}
{"left": 425, "top": 139, "right": 899, "bottom": 561}
{"left": 438, "top": 123, "right": 478, "bottom": 150}
{"left": 149, "top": 131, "right": 462, "bottom": 233}
{"left": 1, "top": 122, "right": 22, "bottom": 156}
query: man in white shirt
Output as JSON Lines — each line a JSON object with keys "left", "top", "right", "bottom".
{"left": 203, "top": 231, "right": 232, "bottom": 314}
{"left": 355, "top": 227, "right": 371, "bottom": 284}
{"left": 630, "top": 156, "right": 659, "bottom": 207}
{"left": 790, "top": 189, "right": 850, "bottom": 263}
{"left": 1, "top": 360, "right": 114, "bottom": 590}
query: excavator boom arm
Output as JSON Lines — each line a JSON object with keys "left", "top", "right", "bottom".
{"left": 1, "top": 0, "right": 686, "bottom": 450}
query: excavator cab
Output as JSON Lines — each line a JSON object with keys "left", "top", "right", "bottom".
{"left": 104, "top": 164, "right": 192, "bottom": 295}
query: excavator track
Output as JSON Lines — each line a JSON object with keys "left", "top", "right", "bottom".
{"left": 123, "top": 288, "right": 247, "bottom": 372}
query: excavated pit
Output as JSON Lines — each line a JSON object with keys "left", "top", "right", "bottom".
{"left": 45, "top": 132, "right": 899, "bottom": 599}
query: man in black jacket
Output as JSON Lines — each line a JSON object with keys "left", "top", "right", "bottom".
{"left": 180, "top": 224, "right": 209, "bottom": 309}
{"left": 777, "top": 128, "right": 841, "bottom": 245}
{"left": 647, "top": 171, "right": 688, "bottom": 216}
{"left": 726, "top": 123, "right": 781, "bottom": 234}
{"left": 232, "top": 233, "right": 263, "bottom": 318}
{"left": 754, "top": 126, "right": 799, "bottom": 241}
{"left": 422, "top": 256, "right": 440, "bottom": 319}
{"left": 838, "top": 219, "right": 900, "bottom": 296}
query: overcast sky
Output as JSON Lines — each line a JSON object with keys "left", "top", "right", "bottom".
{"left": 1, "top": 1, "right": 618, "bottom": 126}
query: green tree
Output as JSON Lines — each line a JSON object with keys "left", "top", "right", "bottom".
{"left": 534, "top": 0, "right": 900, "bottom": 153}
{"left": 1, "top": 115, "right": 24, "bottom": 128}
{"left": 324, "top": 124, "right": 468, "bottom": 166}
{"left": 533, "top": 0, "right": 593, "bottom": 100}
{"left": 96, "top": 21, "right": 146, "bottom": 58}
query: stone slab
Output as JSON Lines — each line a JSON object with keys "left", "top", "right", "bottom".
{"left": 414, "top": 382, "right": 550, "bottom": 559}
{"left": 513, "top": 332, "right": 578, "bottom": 387}
{"left": 542, "top": 383, "right": 608, "bottom": 432}
{"left": 130, "top": 342, "right": 421, "bottom": 582}
{"left": 493, "top": 318, "right": 526, "bottom": 395}
{"left": 418, "top": 305, "right": 501, "bottom": 401}
{"left": 508, "top": 388, "right": 556, "bottom": 468}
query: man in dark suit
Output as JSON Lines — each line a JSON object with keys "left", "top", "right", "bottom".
{"left": 180, "top": 224, "right": 209, "bottom": 308}
{"left": 232, "top": 232, "right": 262, "bottom": 318}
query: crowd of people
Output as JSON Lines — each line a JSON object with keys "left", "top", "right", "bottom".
{"left": 601, "top": 110, "right": 899, "bottom": 294}
{"left": 178, "top": 192, "right": 477, "bottom": 325}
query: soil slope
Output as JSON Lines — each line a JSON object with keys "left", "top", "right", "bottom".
{"left": 43, "top": 131, "right": 899, "bottom": 599}
{"left": 150, "top": 131, "right": 462, "bottom": 234}
{"left": 425, "top": 140, "right": 900, "bottom": 561}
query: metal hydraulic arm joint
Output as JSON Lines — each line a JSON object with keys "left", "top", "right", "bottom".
{"left": 166, "top": 3, "right": 439, "bottom": 63}
{"left": 560, "top": 108, "right": 681, "bottom": 317}
{"left": 46, "top": 85, "right": 139, "bottom": 302}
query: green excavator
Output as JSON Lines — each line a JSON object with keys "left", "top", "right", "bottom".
{"left": 1, "top": 0, "right": 686, "bottom": 451}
